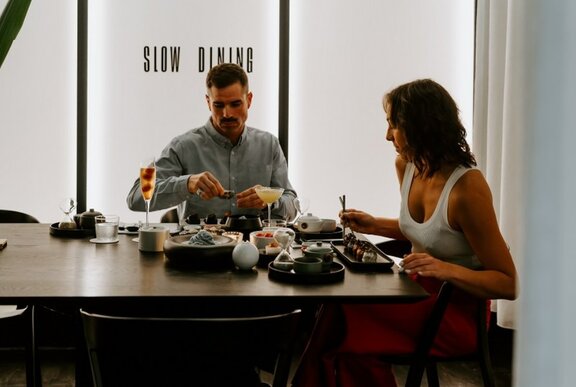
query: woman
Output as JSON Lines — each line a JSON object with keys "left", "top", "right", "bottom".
{"left": 292, "top": 79, "right": 517, "bottom": 387}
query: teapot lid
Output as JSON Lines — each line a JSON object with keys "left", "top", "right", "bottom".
{"left": 307, "top": 242, "right": 332, "bottom": 253}
{"left": 299, "top": 213, "right": 320, "bottom": 222}
{"left": 80, "top": 208, "right": 102, "bottom": 218}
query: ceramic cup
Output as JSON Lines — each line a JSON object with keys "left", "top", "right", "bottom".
{"left": 321, "top": 218, "right": 337, "bottom": 232}
{"left": 293, "top": 256, "right": 323, "bottom": 274}
{"left": 138, "top": 226, "right": 169, "bottom": 252}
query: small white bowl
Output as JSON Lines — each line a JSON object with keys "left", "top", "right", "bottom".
{"left": 249, "top": 230, "right": 275, "bottom": 249}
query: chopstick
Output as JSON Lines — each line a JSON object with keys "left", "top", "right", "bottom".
{"left": 339, "top": 195, "right": 346, "bottom": 240}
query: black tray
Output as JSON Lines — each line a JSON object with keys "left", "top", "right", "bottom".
{"left": 267, "top": 261, "right": 345, "bottom": 284}
{"left": 296, "top": 226, "right": 344, "bottom": 241}
{"left": 49, "top": 223, "right": 93, "bottom": 238}
{"left": 331, "top": 238, "right": 394, "bottom": 272}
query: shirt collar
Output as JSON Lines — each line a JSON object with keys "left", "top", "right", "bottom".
{"left": 205, "top": 119, "right": 247, "bottom": 148}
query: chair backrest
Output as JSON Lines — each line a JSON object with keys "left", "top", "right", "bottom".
{"left": 81, "top": 308, "right": 302, "bottom": 387}
{"left": 0, "top": 210, "right": 39, "bottom": 223}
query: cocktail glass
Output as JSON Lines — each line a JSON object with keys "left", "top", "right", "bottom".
{"left": 140, "top": 158, "right": 156, "bottom": 228}
{"left": 255, "top": 186, "right": 284, "bottom": 227}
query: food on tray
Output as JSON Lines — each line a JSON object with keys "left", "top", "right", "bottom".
{"left": 255, "top": 231, "right": 274, "bottom": 238}
{"left": 265, "top": 241, "right": 281, "bottom": 255}
{"left": 188, "top": 230, "right": 216, "bottom": 246}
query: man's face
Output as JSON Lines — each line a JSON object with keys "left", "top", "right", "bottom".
{"left": 206, "top": 82, "right": 252, "bottom": 142}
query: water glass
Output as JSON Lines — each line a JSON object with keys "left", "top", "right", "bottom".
{"left": 95, "top": 215, "right": 119, "bottom": 242}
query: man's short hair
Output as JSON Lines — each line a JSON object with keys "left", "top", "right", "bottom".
{"left": 206, "top": 63, "right": 249, "bottom": 91}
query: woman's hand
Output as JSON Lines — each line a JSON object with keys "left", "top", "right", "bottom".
{"left": 339, "top": 209, "right": 376, "bottom": 235}
{"left": 400, "top": 252, "right": 455, "bottom": 281}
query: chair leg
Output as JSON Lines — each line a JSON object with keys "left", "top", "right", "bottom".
{"left": 404, "top": 361, "right": 427, "bottom": 387}
{"left": 478, "top": 334, "right": 496, "bottom": 387}
{"left": 425, "top": 363, "right": 440, "bottom": 387}
{"left": 25, "top": 305, "right": 42, "bottom": 387}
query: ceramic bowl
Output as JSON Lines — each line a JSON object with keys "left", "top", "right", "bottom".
{"left": 249, "top": 230, "right": 275, "bottom": 250}
{"left": 321, "top": 218, "right": 337, "bottom": 232}
{"left": 223, "top": 215, "right": 263, "bottom": 240}
{"left": 293, "top": 256, "right": 323, "bottom": 274}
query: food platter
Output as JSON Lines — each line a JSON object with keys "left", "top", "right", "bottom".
{"left": 331, "top": 238, "right": 394, "bottom": 272}
{"left": 163, "top": 234, "right": 236, "bottom": 270}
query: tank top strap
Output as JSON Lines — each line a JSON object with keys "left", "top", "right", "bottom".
{"left": 437, "top": 166, "right": 474, "bottom": 221}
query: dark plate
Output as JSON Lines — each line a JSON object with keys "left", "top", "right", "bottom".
{"left": 296, "top": 226, "right": 344, "bottom": 241}
{"left": 163, "top": 234, "right": 236, "bottom": 270}
{"left": 49, "top": 223, "right": 93, "bottom": 238}
{"left": 331, "top": 238, "right": 394, "bottom": 272}
{"left": 267, "top": 261, "right": 345, "bottom": 284}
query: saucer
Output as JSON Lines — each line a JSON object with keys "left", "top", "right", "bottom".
{"left": 90, "top": 238, "right": 119, "bottom": 244}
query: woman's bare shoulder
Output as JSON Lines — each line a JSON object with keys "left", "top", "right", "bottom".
{"left": 394, "top": 156, "right": 408, "bottom": 185}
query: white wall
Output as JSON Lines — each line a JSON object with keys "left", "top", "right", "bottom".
{"left": 87, "top": 0, "right": 279, "bottom": 224}
{"left": 1, "top": 0, "right": 473, "bottom": 227}
{"left": 0, "top": 0, "right": 77, "bottom": 222}
{"left": 288, "top": 0, "right": 475, "bottom": 232}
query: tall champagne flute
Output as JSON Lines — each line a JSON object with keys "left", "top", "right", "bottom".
{"left": 255, "top": 186, "right": 284, "bottom": 227}
{"left": 140, "top": 158, "right": 156, "bottom": 228}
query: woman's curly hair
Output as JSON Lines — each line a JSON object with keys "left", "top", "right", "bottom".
{"left": 384, "top": 79, "right": 476, "bottom": 177}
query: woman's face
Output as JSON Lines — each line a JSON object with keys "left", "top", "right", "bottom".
{"left": 384, "top": 107, "right": 409, "bottom": 158}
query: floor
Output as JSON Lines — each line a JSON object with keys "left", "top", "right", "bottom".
{"left": 0, "top": 314, "right": 513, "bottom": 386}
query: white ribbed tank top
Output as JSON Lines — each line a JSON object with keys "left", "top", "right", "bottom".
{"left": 399, "top": 162, "right": 481, "bottom": 269}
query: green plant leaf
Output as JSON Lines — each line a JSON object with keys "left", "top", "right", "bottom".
{"left": 0, "top": 0, "right": 33, "bottom": 69}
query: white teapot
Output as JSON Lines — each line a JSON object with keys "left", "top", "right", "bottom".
{"left": 293, "top": 213, "right": 324, "bottom": 233}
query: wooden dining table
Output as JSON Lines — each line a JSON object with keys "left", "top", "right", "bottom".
{"left": 0, "top": 223, "right": 429, "bottom": 385}
{"left": 0, "top": 223, "right": 428, "bottom": 306}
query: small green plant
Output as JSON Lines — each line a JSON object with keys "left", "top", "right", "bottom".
{"left": 0, "top": 0, "right": 32, "bottom": 68}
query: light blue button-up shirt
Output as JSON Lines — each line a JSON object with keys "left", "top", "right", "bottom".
{"left": 127, "top": 119, "right": 297, "bottom": 221}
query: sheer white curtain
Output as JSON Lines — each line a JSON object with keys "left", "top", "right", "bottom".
{"left": 473, "top": 0, "right": 525, "bottom": 329}
{"left": 476, "top": 1, "right": 576, "bottom": 384}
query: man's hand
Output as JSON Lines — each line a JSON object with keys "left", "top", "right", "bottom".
{"left": 236, "top": 185, "right": 267, "bottom": 209}
{"left": 187, "top": 172, "right": 225, "bottom": 200}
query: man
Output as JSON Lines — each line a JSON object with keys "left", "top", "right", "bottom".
{"left": 127, "top": 63, "right": 297, "bottom": 222}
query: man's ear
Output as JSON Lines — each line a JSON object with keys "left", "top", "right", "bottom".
{"left": 246, "top": 91, "right": 253, "bottom": 108}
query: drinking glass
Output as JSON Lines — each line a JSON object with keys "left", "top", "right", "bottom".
{"left": 95, "top": 215, "right": 119, "bottom": 242}
{"left": 254, "top": 186, "right": 284, "bottom": 227}
{"left": 140, "top": 158, "right": 156, "bottom": 228}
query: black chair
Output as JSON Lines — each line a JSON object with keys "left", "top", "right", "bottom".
{"left": 0, "top": 210, "right": 40, "bottom": 386}
{"left": 80, "top": 308, "right": 302, "bottom": 387}
{"left": 0, "top": 209, "right": 40, "bottom": 223}
{"left": 376, "top": 240, "right": 496, "bottom": 387}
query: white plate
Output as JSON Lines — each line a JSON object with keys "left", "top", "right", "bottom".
{"left": 90, "top": 238, "right": 119, "bottom": 244}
